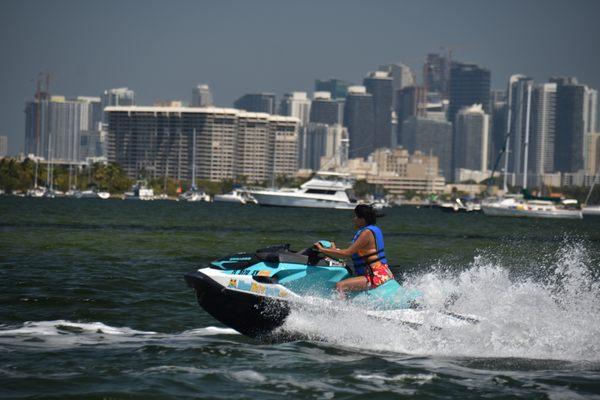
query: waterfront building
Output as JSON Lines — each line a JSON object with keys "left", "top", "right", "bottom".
{"left": 553, "top": 78, "right": 586, "bottom": 173}
{"left": 423, "top": 53, "right": 451, "bottom": 99}
{"left": 105, "top": 106, "right": 299, "bottom": 183}
{"left": 309, "top": 92, "right": 343, "bottom": 125}
{"left": 401, "top": 116, "right": 453, "bottom": 182}
{"left": 25, "top": 95, "right": 102, "bottom": 163}
{"left": 315, "top": 78, "right": 351, "bottom": 99}
{"left": 448, "top": 62, "right": 491, "bottom": 125}
{"left": 271, "top": 116, "right": 300, "bottom": 178}
{"left": 367, "top": 147, "right": 445, "bottom": 195}
{"left": 233, "top": 93, "right": 276, "bottom": 114}
{"left": 364, "top": 71, "right": 394, "bottom": 150}
{"left": 344, "top": 86, "right": 375, "bottom": 159}
{"left": 0, "top": 135, "right": 7, "bottom": 157}
{"left": 454, "top": 104, "right": 490, "bottom": 174}
{"left": 300, "top": 123, "right": 348, "bottom": 171}
{"left": 279, "top": 92, "right": 311, "bottom": 126}
{"left": 530, "top": 82, "right": 557, "bottom": 175}
{"left": 191, "top": 84, "right": 214, "bottom": 107}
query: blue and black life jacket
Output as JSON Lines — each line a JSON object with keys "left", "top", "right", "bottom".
{"left": 351, "top": 224, "right": 387, "bottom": 276}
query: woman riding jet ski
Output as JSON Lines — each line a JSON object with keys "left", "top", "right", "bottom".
{"left": 185, "top": 205, "right": 422, "bottom": 339}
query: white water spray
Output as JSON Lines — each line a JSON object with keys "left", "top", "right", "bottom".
{"left": 283, "top": 241, "right": 600, "bottom": 361}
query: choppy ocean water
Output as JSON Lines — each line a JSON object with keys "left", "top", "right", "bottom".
{"left": 1, "top": 197, "right": 599, "bottom": 399}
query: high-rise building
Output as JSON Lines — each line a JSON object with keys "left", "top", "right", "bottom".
{"left": 423, "top": 53, "right": 451, "bottom": 99}
{"left": 506, "top": 75, "right": 534, "bottom": 181}
{"left": 401, "top": 116, "right": 453, "bottom": 181}
{"left": 378, "top": 63, "right": 414, "bottom": 108}
{"left": 584, "top": 133, "right": 600, "bottom": 175}
{"left": 490, "top": 96, "right": 508, "bottom": 171}
{"left": 448, "top": 62, "right": 491, "bottom": 124}
{"left": 396, "top": 86, "right": 427, "bottom": 144}
{"left": 344, "top": 86, "right": 375, "bottom": 159}
{"left": 364, "top": 71, "right": 394, "bottom": 150}
{"left": 300, "top": 123, "right": 348, "bottom": 171}
{"left": 0, "top": 135, "right": 7, "bottom": 157}
{"left": 25, "top": 95, "right": 102, "bottom": 162}
{"left": 102, "top": 88, "right": 135, "bottom": 107}
{"left": 191, "top": 84, "right": 213, "bottom": 107}
{"left": 530, "top": 82, "right": 557, "bottom": 175}
{"left": 271, "top": 116, "right": 300, "bottom": 178}
{"left": 585, "top": 87, "right": 598, "bottom": 134}
{"left": 454, "top": 104, "right": 489, "bottom": 173}
{"left": 309, "top": 92, "right": 343, "bottom": 125}
{"left": 315, "top": 78, "right": 351, "bottom": 99}
{"left": 233, "top": 93, "right": 276, "bottom": 114}
{"left": 553, "top": 78, "right": 586, "bottom": 173}
{"left": 105, "top": 106, "right": 299, "bottom": 183}
{"left": 279, "top": 92, "right": 311, "bottom": 126}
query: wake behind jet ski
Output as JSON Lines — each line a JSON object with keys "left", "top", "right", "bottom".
{"left": 184, "top": 242, "right": 423, "bottom": 339}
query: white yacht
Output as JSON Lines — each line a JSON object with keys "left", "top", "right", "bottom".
{"left": 124, "top": 181, "right": 155, "bottom": 201}
{"left": 249, "top": 172, "right": 359, "bottom": 209}
{"left": 482, "top": 195, "right": 582, "bottom": 219}
{"left": 213, "top": 189, "right": 256, "bottom": 204}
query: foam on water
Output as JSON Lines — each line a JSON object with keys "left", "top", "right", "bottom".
{"left": 0, "top": 320, "right": 239, "bottom": 350}
{"left": 283, "top": 241, "right": 600, "bottom": 361}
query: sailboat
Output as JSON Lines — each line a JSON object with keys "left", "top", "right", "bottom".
{"left": 42, "top": 132, "right": 56, "bottom": 198}
{"left": 582, "top": 175, "right": 600, "bottom": 216}
{"left": 26, "top": 158, "right": 45, "bottom": 197}
{"left": 179, "top": 128, "right": 210, "bottom": 202}
{"left": 482, "top": 78, "right": 581, "bottom": 219}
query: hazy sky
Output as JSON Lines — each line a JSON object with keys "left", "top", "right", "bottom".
{"left": 1, "top": 0, "right": 599, "bottom": 154}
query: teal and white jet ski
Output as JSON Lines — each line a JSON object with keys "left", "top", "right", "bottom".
{"left": 185, "top": 242, "right": 425, "bottom": 339}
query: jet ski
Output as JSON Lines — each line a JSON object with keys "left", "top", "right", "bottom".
{"left": 184, "top": 241, "right": 424, "bottom": 339}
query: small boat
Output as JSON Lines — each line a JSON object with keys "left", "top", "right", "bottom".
{"left": 213, "top": 189, "right": 256, "bottom": 204}
{"left": 76, "top": 189, "right": 111, "bottom": 199}
{"left": 179, "top": 186, "right": 210, "bottom": 202}
{"left": 124, "top": 180, "right": 155, "bottom": 200}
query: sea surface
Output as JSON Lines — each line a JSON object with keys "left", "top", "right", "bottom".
{"left": 1, "top": 197, "right": 600, "bottom": 399}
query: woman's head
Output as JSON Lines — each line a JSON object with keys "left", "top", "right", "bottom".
{"left": 353, "top": 204, "right": 380, "bottom": 228}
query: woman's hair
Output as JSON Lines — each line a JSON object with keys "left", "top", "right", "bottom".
{"left": 354, "top": 204, "right": 383, "bottom": 225}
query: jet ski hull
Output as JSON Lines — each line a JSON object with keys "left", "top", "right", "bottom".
{"left": 185, "top": 271, "right": 290, "bottom": 339}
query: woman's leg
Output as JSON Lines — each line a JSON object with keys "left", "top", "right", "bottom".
{"left": 335, "top": 276, "right": 369, "bottom": 299}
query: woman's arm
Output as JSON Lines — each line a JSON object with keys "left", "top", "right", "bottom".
{"left": 314, "top": 231, "right": 371, "bottom": 259}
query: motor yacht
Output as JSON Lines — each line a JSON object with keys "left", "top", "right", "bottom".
{"left": 249, "top": 172, "right": 359, "bottom": 209}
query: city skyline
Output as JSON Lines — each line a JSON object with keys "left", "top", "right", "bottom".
{"left": 1, "top": 0, "right": 599, "bottom": 155}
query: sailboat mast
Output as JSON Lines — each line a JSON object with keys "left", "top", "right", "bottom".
{"left": 523, "top": 82, "right": 532, "bottom": 190}
{"left": 34, "top": 159, "right": 39, "bottom": 189}
{"left": 191, "top": 128, "right": 196, "bottom": 189}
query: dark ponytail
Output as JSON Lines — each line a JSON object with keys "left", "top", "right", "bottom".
{"left": 354, "top": 204, "right": 384, "bottom": 225}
